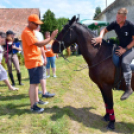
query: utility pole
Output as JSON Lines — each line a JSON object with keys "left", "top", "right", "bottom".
{"left": 106, "top": 0, "right": 107, "bottom": 10}
{"left": 77, "top": 14, "right": 80, "bottom": 21}
{"left": 106, "top": 0, "right": 108, "bottom": 39}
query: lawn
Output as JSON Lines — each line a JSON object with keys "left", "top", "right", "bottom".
{"left": 0, "top": 55, "right": 134, "bottom": 134}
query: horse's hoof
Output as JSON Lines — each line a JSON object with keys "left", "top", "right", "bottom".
{"left": 107, "top": 121, "right": 115, "bottom": 130}
{"left": 102, "top": 114, "right": 110, "bottom": 122}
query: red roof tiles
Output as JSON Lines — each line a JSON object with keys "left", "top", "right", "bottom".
{"left": 0, "top": 8, "right": 40, "bottom": 38}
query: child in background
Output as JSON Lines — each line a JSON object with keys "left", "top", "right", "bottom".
{"left": 44, "top": 31, "right": 58, "bottom": 78}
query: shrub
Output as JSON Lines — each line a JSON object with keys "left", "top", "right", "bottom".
{"left": 61, "top": 47, "right": 71, "bottom": 58}
{"left": 108, "top": 37, "right": 119, "bottom": 45}
{"left": 17, "top": 53, "right": 24, "bottom": 65}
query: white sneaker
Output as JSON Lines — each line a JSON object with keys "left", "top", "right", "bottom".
{"left": 46, "top": 75, "right": 50, "bottom": 78}
{"left": 53, "top": 75, "right": 57, "bottom": 78}
{"left": 9, "top": 87, "right": 19, "bottom": 91}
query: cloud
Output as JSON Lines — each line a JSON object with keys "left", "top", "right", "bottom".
{"left": 39, "top": 0, "right": 96, "bottom": 19}
{"left": 4, "top": 0, "right": 11, "bottom": 4}
{"left": 0, "top": 0, "right": 115, "bottom": 19}
{"left": 0, "top": 5, "right": 6, "bottom": 8}
{"left": 39, "top": 0, "right": 115, "bottom": 19}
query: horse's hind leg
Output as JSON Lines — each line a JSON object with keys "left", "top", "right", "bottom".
{"left": 99, "top": 85, "right": 115, "bottom": 130}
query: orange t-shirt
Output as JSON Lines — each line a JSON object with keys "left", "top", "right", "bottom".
{"left": 21, "top": 27, "right": 43, "bottom": 69}
{"left": 44, "top": 40, "right": 55, "bottom": 57}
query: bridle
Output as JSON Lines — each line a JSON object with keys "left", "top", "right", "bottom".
{"left": 55, "top": 24, "right": 72, "bottom": 53}
{"left": 54, "top": 24, "right": 90, "bottom": 71}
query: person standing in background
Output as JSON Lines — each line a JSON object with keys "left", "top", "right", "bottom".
{"left": 35, "top": 26, "right": 55, "bottom": 99}
{"left": 3, "top": 30, "right": 23, "bottom": 86}
{"left": 44, "top": 32, "right": 58, "bottom": 78}
{"left": 0, "top": 32, "right": 18, "bottom": 91}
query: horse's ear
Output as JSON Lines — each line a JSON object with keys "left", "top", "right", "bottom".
{"left": 69, "top": 16, "right": 76, "bottom": 25}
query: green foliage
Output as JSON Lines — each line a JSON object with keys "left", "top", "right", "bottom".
{"left": 41, "top": 9, "right": 58, "bottom": 33}
{"left": 41, "top": 9, "right": 69, "bottom": 34}
{"left": 0, "top": 57, "right": 134, "bottom": 133}
{"left": 17, "top": 53, "right": 24, "bottom": 65}
{"left": 93, "top": 7, "right": 101, "bottom": 19}
{"left": 57, "top": 17, "right": 69, "bottom": 32}
{"left": 62, "top": 48, "right": 70, "bottom": 56}
{"left": 109, "top": 37, "right": 120, "bottom": 45}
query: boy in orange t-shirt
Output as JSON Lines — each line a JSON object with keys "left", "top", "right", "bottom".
{"left": 44, "top": 32, "right": 58, "bottom": 78}
{"left": 21, "top": 14, "right": 58, "bottom": 113}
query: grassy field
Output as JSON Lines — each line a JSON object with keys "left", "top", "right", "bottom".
{"left": 0, "top": 55, "right": 134, "bottom": 134}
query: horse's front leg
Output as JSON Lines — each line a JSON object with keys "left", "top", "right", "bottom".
{"left": 100, "top": 88, "right": 110, "bottom": 122}
{"left": 99, "top": 85, "right": 115, "bottom": 130}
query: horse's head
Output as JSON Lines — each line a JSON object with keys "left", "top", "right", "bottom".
{"left": 52, "top": 16, "right": 78, "bottom": 53}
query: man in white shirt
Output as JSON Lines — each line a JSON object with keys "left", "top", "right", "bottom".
{"left": 35, "top": 26, "right": 55, "bottom": 98}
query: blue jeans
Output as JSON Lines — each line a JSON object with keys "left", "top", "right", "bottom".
{"left": 113, "top": 52, "right": 120, "bottom": 67}
{"left": 46, "top": 56, "right": 56, "bottom": 69}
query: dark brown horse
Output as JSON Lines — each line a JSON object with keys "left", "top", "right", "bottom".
{"left": 52, "top": 16, "right": 134, "bottom": 130}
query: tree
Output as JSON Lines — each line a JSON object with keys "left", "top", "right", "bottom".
{"left": 41, "top": 9, "right": 69, "bottom": 35}
{"left": 93, "top": 7, "right": 101, "bottom": 19}
{"left": 57, "top": 17, "right": 69, "bottom": 32}
{"left": 41, "top": 9, "right": 58, "bottom": 34}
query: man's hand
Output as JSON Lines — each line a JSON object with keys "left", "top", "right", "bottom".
{"left": 51, "top": 29, "right": 58, "bottom": 40}
{"left": 56, "top": 54, "right": 58, "bottom": 59}
{"left": 91, "top": 37, "right": 102, "bottom": 46}
{"left": 115, "top": 46, "right": 126, "bottom": 57}
{"left": 43, "top": 58, "right": 47, "bottom": 66}
{"left": 12, "top": 45, "right": 16, "bottom": 49}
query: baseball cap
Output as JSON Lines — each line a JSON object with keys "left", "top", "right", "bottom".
{"left": 6, "top": 30, "right": 15, "bottom": 35}
{"left": 28, "top": 14, "right": 43, "bottom": 25}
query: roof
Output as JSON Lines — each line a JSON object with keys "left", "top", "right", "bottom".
{"left": 0, "top": 8, "right": 40, "bottom": 38}
{"left": 94, "top": 0, "right": 117, "bottom": 20}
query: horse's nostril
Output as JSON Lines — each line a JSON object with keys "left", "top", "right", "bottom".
{"left": 52, "top": 42, "right": 60, "bottom": 53}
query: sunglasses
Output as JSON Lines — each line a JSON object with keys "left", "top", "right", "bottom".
{"left": 32, "top": 22, "right": 39, "bottom": 26}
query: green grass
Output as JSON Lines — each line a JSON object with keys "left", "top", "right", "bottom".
{"left": 0, "top": 55, "right": 134, "bottom": 134}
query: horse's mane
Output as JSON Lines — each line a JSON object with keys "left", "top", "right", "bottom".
{"left": 76, "top": 22, "right": 114, "bottom": 47}
{"left": 76, "top": 22, "right": 113, "bottom": 56}
{"left": 76, "top": 22, "right": 97, "bottom": 38}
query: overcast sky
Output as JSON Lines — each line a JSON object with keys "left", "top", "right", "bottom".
{"left": 0, "top": 0, "right": 115, "bottom": 20}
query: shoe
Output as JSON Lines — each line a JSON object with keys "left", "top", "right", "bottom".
{"left": 19, "top": 83, "right": 24, "bottom": 86}
{"left": 31, "top": 103, "right": 44, "bottom": 113}
{"left": 42, "top": 92, "right": 55, "bottom": 98}
{"left": 53, "top": 75, "right": 57, "bottom": 78}
{"left": 9, "top": 87, "right": 19, "bottom": 91}
{"left": 38, "top": 90, "right": 42, "bottom": 94}
{"left": 120, "top": 85, "right": 133, "bottom": 100}
{"left": 46, "top": 75, "right": 50, "bottom": 78}
{"left": 38, "top": 100, "right": 49, "bottom": 105}
{"left": 12, "top": 83, "right": 15, "bottom": 86}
